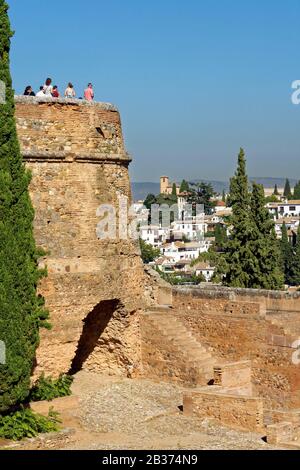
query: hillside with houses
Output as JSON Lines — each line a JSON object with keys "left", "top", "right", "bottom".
{"left": 136, "top": 175, "right": 300, "bottom": 288}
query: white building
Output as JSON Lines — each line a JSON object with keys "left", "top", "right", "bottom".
{"left": 133, "top": 201, "right": 149, "bottom": 224}
{"left": 267, "top": 201, "right": 300, "bottom": 219}
{"left": 139, "top": 225, "right": 169, "bottom": 247}
{"left": 274, "top": 217, "right": 299, "bottom": 239}
{"left": 214, "top": 201, "right": 227, "bottom": 213}
{"left": 161, "top": 241, "right": 206, "bottom": 262}
{"left": 171, "top": 219, "right": 205, "bottom": 241}
{"left": 154, "top": 257, "right": 176, "bottom": 273}
{"left": 194, "top": 262, "right": 216, "bottom": 282}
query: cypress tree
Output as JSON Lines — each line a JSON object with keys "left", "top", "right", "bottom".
{"left": 188, "top": 182, "right": 215, "bottom": 215}
{"left": 215, "top": 224, "right": 227, "bottom": 250}
{"left": 179, "top": 179, "right": 190, "bottom": 193}
{"left": 222, "top": 190, "right": 226, "bottom": 203}
{"left": 223, "top": 150, "right": 284, "bottom": 289}
{"left": 0, "top": 1, "right": 48, "bottom": 412}
{"left": 293, "top": 181, "right": 300, "bottom": 200}
{"left": 171, "top": 183, "right": 177, "bottom": 197}
{"left": 223, "top": 149, "right": 256, "bottom": 287}
{"left": 249, "top": 183, "right": 284, "bottom": 289}
{"left": 273, "top": 184, "right": 279, "bottom": 196}
{"left": 280, "top": 222, "right": 293, "bottom": 285}
{"left": 283, "top": 179, "right": 292, "bottom": 200}
{"left": 289, "top": 225, "right": 300, "bottom": 286}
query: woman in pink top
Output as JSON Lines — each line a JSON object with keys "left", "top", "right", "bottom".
{"left": 84, "top": 83, "right": 94, "bottom": 101}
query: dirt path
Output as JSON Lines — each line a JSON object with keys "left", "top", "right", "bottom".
{"left": 55, "top": 371, "right": 282, "bottom": 450}
{"left": 1, "top": 371, "right": 287, "bottom": 450}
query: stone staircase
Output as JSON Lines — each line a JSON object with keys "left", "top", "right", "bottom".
{"left": 142, "top": 308, "right": 216, "bottom": 386}
{"left": 142, "top": 308, "right": 300, "bottom": 439}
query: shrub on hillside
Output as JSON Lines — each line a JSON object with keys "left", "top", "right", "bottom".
{"left": 0, "top": 407, "right": 60, "bottom": 441}
{"left": 30, "top": 374, "right": 74, "bottom": 402}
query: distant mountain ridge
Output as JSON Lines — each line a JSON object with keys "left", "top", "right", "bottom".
{"left": 131, "top": 177, "right": 299, "bottom": 201}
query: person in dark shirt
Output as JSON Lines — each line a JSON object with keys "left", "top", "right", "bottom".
{"left": 23, "top": 86, "right": 35, "bottom": 96}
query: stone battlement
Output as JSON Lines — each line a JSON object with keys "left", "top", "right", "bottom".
{"left": 174, "top": 285, "right": 300, "bottom": 314}
{"left": 15, "top": 96, "right": 131, "bottom": 164}
{"left": 15, "top": 95, "right": 118, "bottom": 110}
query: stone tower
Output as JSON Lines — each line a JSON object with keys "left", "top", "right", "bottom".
{"left": 15, "top": 96, "right": 152, "bottom": 378}
{"left": 160, "top": 176, "right": 170, "bottom": 194}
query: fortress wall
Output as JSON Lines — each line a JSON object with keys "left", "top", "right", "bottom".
{"left": 15, "top": 97, "right": 126, "bottom": 160}
{"left": 176, "top": 285, "right": 300, "bottom": 314}
{"left": 15, "top": 97, "right": 149, "bottom": 378}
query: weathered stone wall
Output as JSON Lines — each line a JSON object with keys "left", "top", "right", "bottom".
{"left": 15, "top": 97, "right": 150, "bottom": 378}
{"left": 16, "top": 96, "right": 127, "bottom": 162}
{"left": 174, "top": 291, "right": 263, "bottom": 317}
{"left": 213, "top": 361, "right": 253, "bottom": 396}
{"left": 179, "top": 285, "right": 300, "bottom": 314}
{"left": 173, "top": 289, "right": 300, "bottom": 409}
{"left": 184, "top": 389, "right": 265, "bottom": 433}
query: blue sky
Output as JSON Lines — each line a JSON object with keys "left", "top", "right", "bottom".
{"left": 9, "top": 0, "right": 300, "bottom": 183}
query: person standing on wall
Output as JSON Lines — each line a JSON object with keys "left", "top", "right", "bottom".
{"left": 84, "top": 83, "right": 94, "bottom": 101}
{"left": 52, "top": 85, "right": 60, "bottom": 98}
{"left": 65, "top": 82, "right": 76, "bottom": 98}
{"left": 36, "top": 86, "right": 45, "bottom": 97}
{"left": 23, "top": 86, "right": 35, "bottom": 96}
{"left": 43, "top": 78, "right": 53, "bottom": 96}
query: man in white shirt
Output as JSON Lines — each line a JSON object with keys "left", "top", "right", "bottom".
{"left": 43, "top": 78, "right": 53, "bottom": 96}
{"left": 36, "top": 86, "right": 45, "bottom": 97}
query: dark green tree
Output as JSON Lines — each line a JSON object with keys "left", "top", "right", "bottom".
{"left": 265, "top": 194, "right": 279, "bottom": 203}
{"left": 284, "top": 179, "right": 292, "bottom": 200}
{"left": 0, "top": 1, "right": 48, "bottom": 413}
{"left": 171, "top": 183, "right": 178, "bottom": 202}
{"left": 280, "top": 222, "right": 293, "bottom": 285}
{"left": 215, "top": 224, "right": 227, "bottom": 250}
{"left": 139, "top": 239, "right": 160, "bottom": 264}
{"left": 144, "top": 193, "right": 157, "bottom": 211}
{"left": 188, "top": 182, "right": 215, "bottom": 215}
{"left": 223, "top": 149, "right": 256, "bottom": 287}
{"left": 249, "top": 183, "right": 284, "bottom": 289}
{"left": 179, "top": 180, "right": 190, "bottom": 193}
{"left": 293, "top": 181, "right": 300, "bottom": 200}
{"left": 273, "top": 184, "right": 279, "bottom": 196}
{"left": 288, "top": 225, "right": 300, "bottom": 286}
{"left": 156, "top": 193, "right": 178, "bottom": 207}
{"left": 222, "top": 190, "right": 226, "bottom": 203}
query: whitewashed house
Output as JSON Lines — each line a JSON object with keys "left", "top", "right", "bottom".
{"left": 160, "top": 241, "right": 206, "bottom": 262}
{"left": 171, "top": 219, "right": 206, "bottom": 241}
{"left": 267, "top": 201, "right": 300, "bottom": 219}
{"left": 139, "top": 225, "right": 169, "bottom": 247}
{"left": 194, "top": 262, "right": 216, "bottom": 282}
{"left": 274, "top": 218, "right": 299, "bottom": 239}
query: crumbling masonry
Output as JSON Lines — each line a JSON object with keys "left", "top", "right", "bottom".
{"left": 15, "top": 96, "right": 152, "bottom": 378}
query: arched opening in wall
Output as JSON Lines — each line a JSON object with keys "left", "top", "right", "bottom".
{"left": 69, "top": 299, "right": 120, "bottom": 375}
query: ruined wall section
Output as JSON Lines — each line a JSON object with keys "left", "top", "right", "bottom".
{"left": 15, "top": 97, "right": 149, "bottom": 378}
{"left": 173, "top": 288, "right": 300, "bottom": 409}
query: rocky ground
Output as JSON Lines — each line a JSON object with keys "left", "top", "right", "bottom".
{"left": 63, "top": 372, "right": 281, "bottom": 450}
{"left": 1, "top": 371, "right": 289, "bottom": 451}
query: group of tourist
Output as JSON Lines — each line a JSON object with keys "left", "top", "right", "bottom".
{"left": 23, "top": 78, "right": 95, "bottom": 101}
